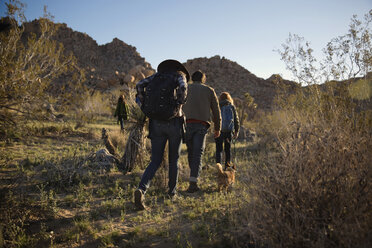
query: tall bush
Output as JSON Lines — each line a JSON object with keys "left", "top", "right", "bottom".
{"left": 0, "top": 0, "right": 85, "bottom": 139}
{"left": 240, "top": 10, "right": 372, "bottom": 248}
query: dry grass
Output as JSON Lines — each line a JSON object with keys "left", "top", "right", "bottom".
{"left": 235, "top": 88, "right": 372, "bottom": 248}
{"left": 0, "top": 116, "right": 248, "bottom": 247}
{"left": 1, "top": 86, "right": 371, "bottom": 247}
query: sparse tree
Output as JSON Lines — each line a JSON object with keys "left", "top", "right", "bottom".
{"left": 277, "top": 10, "right": 372, "bottom": 85}
{"left": 244, "top": 92, "right": 257, "bottom": 120}
{"left": 0, "top": 0, "right": 84, "bottom": 139}
{"left": 323, "top": 11, "right": 372, "bottom": 81}
{"left": 236, "top": 92, "right": 257, "bottom": 127}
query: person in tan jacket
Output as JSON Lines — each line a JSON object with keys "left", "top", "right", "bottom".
{"left": 183, "top": 70, "right": 221, "bottom": 193}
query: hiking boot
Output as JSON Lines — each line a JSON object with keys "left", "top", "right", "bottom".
{"left": 134, "top": 189, "right": 146, "bottom": 210}
{"left": 186, "top": 182, "right": 200, "bottom": 193}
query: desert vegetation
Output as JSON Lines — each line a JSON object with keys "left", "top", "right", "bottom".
{"left": 0, "top": 1, "right": 86, "bottom": 140}
{"left": 0, "top": 1, "right": 371, "bottom": 247}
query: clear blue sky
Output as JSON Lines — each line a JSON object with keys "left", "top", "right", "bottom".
{"left": 1, "top": 0, "right": 371, "bottom": 79}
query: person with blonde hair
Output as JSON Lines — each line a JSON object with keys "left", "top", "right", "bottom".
{"left": 216, "top": 92, "right": 239, "bottom": 169}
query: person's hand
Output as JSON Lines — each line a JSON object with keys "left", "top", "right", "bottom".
{"left": 214, "top": 130, "right": 220, "bottom": 138}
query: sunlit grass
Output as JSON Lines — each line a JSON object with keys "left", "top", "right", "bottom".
{"left": 2, "top": 104, "right": 368, "bottom": 248}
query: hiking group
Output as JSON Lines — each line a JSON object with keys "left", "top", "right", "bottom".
{"left": 120, "top": 59, "right": 239, "bottom": 210}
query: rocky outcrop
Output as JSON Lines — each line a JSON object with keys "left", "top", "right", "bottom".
{"left": 22, "top": 20, "right": 299, "bottom": 109}
{"left": 23, "top": 20, "right": 155, "bottom": 91}
{"left": 184, "top": 56, "right": 299, "bottom": 110}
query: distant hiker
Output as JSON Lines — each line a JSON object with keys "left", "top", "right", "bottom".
{"left": 215, "top": 92, "right": 239, "bottom": 169}
{"left": 114, "top": 94, "right": 129, "bottom": 131}
{"left": 134, "top": 59, "right": 189, "bottom": 210}
{"left": 183, "top": 70, "right": 221, "bottom": 193}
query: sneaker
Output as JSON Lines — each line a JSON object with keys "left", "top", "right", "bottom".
{"left": 186, "top": 182, "right": 200, "bottom": 193}
{"left": 134, "top": 189, "right": 146, "bottom": 210}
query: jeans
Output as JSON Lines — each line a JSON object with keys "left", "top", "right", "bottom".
{"left": 138, "top": 118, "right": 182, "bottom": 195}
{"left": 215, "top": 131, "right": 232, "bottom": 165}
{"left": 185, "top": 123, "right": 208, "bottom": 182}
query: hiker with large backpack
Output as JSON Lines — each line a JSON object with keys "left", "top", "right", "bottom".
{"left": 134, "top": 59, "right": 189, "bottom": 210}
{"left": 183, "top": 70, "right": 221, "bottom": 193}
{"left": 215, "top": 92, "right": 239, "bottom": 169}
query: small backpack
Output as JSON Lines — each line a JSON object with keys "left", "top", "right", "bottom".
{"left": 221, "top": 104, "right": 234, "bottom": 132}
{"left": 140, "top": 72, "right": 181, "bottom": 120}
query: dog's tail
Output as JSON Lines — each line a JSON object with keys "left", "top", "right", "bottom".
{"left": 216, "top": 163, "right": 225, "bottom": 176}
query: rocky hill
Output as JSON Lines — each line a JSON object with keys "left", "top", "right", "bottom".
{"left": 23, "top": 19, "right": 299, "bottom": 110}
{"left": 184, "top": 56, "right": 299, "bottom": 110}
{"left": 23, "top": 19, "right": 155, "bottom": 91}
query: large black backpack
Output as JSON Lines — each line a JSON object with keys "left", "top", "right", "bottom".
{"left": 140, "top": 72, "right": 181, "bottom": 120}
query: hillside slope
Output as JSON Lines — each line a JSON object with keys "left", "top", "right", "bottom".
{"left": 23, "top": 20, "right": 299, "bottom": 110}
{"left": 184, "top": 56, "right": 299, "bottom": 110}
{"left": 23, "top": 19, "right": 155, "bottom": 91}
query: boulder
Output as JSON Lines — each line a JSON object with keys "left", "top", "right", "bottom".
{"left": 143, "top": 69, "right": 155, "bottom": 77}
{"left": 124, "top": 74, "right": 135, "bottom": 84}
{"left": 136, "top": 72, "right": 145, "bottom": 81}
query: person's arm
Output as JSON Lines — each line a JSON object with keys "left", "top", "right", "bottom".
{"left": 123, "top": 101, "right": 129, "bottom": 120}
{"left": 232, "top": 105, "right": 240, "bottom": 138}
{"left": 175, "top": 73, "right": 187, "bottom": 104}
{"left": 210, "top": 89, "right": 221, "bottom": 137}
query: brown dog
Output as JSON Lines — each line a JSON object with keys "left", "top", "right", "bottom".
{"left": 216, "top": 163, "right": 236, "bottom": 192}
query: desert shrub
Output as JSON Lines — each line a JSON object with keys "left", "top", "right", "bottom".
{"left": 242, "top": 101, "right": 371, "bottom": 247}
{"left": 108, "top": 129, "right": 127, "bottom": 154}
{"left": 237, "top": 11, "right": 372, "bottom": 248}
{"left": 74, "top": 91, "right": 113, "bottom": 126}
{"left": 234, "top": 92, "right": 257, "bottom": 127}
{"left": 26, "top": 122, "right": 75, "bottom": 136}
{"left": 34, "top": 147, "right": 117, "bottom": 193}
{"left": 0, "top": 191, "right": 35, "bottom": 247}
{"left": 119, "top": 89, "right": 148, "bottom": 172}
{"left": 0, "top": 1, "right": 85, "bottom": 140}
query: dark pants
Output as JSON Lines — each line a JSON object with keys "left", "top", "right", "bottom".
{"left": 119, "top": 118, "right": 124, "bottom": 130}
{"left": 138, "top": 118, "right": 182, "bottom": 196}
{"left": 215, "top": 131, "right": 232, "bottom": 165}
{"left": 185, "top": 123, "right": 208, "bottom": 182}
